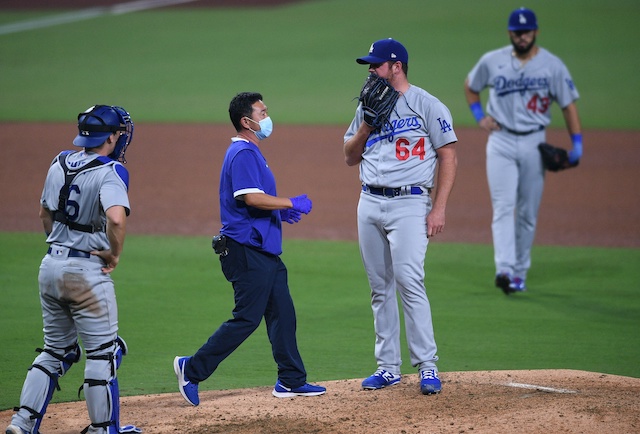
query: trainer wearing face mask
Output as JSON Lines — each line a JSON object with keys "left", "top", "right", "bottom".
{"left": 245, "top": 114, "right": 273, "bottom": 141}
{"left": 173, "top": 92, "right": 326, "bottom": 406}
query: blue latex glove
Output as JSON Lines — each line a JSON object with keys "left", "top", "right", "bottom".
{"left": 289, "top": 194, "right": 312, "bottom": 214}
{"left": 568, "top": 133, "right": 583, "bottom": 164}
{"left": 280, "top": 208, "right": 302, "bottom": 224}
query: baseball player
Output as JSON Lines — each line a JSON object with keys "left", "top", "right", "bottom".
{"left": 464, "top": 7, "right": 583, "bottom": 294}
{"left": 6, "top": 105, "right": 140, "bottom": 434}
{"left": 343, "top": 38, "right": 458, "bottom": 395}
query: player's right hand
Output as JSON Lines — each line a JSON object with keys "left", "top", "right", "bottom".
{"left": 479, "top": 116, "right": 500, "bottom": 132}
{"left": 91, "top": 249, "right": 120, "bottom": 274}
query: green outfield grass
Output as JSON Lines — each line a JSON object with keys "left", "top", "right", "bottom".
{"left": 1, "top": 233, "right": 639, "bottom": 410}
{"left": 0, "top": 0, "right": 639, "bottom": 128}
{"left": 1, "top": 0, "right": 639, "bottom": 414}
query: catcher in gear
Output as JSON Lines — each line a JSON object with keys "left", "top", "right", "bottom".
{"left": 538, "top": 142, "right": 579, "bottom": 171}
{"left": 6, "top": 105, "right": 141, "bottom": 434}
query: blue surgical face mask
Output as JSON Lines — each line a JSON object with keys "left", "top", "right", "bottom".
{"left": 247, "top": 116, "right": 273, "bottom": 140}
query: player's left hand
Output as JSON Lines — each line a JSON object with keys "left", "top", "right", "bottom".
{"left": 289, "top": 194, "right": 313, "bottom": 214}
{"left": 568, "top": 133, "right": 583, "bottom": 164}
{"left": 426, "top": 208, "right": 446, "bottom": 238}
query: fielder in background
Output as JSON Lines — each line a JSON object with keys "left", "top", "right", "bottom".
{"left": 173, "top": 92, "right": 326, "bottom": 406}
{"left": 6, "top": 106, "right": 140, "bottom": 434}
{"left": 464, "top": 7, "right": 583, "bottom": 294}
{"left": 343, "top": 38, "right": 458, "bottom": 395}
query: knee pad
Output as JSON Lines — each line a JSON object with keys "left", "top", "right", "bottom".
{"left": 35, "top": 342, "right": 82, "bottom": 378}
{"left": 114, "top": 336, "right": 128, "bottom": 370}
{"left": 12, "top": 341, "right": 81, "bottom": 434}
{"left": 81, "top": 336, "right": 137, "bottom": 434}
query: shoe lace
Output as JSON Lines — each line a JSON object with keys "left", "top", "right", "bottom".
{"left": 421, "top": 369, "right": 438, "bottom": 380}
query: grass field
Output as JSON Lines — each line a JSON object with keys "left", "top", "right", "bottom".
{"left": 1, "top": 233, "right": 639, "bottom": 410}
{"left": 1, "top": 0, "right": 639, "bottom": 412}
{"left": 0, "top": 0, "right": 639, "bottom": 128}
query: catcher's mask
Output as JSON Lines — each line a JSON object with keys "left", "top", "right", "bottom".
{"left": 73, "top": 105, "right": 134, "bottom": 163}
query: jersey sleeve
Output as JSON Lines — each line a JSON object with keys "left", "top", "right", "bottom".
{"left": 550, "top": 61, "right": 579, "bottom": 109}
{"left": 426, "top": 100, "right": 458, "bottom": 149}
{"left": 230, "top": 149, "right": 267, "bottom": 197}
{"left": 466, "top": 53, "right": 491, "bottom": 93}
{"left": 343, "top": 104, "right": 363, "bottom": 143}
{"left": 100, "top": 163, "right": 130, "bottom": 215}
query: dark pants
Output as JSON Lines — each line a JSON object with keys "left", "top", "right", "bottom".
{"left": 185, "top": 237, "right": 307, "bottom": 388}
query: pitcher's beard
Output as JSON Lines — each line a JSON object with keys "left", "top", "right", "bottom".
{"left": 512, "top": 37, "right": 536, "bottom": 55}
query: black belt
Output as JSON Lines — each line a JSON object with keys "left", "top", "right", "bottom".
{"left": 47, "top": 246, "right": 91, "bottom": 258}
{"left": 363, "top": 185, "right": 429, "bottom": 197}
{"left": 500, "top": 124, "right": 544, "bottom": 136}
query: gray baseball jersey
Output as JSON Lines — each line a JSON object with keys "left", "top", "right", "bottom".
{"left": 467, "top": 46, "right": 579, "bottom": 132}
{"left": 41, "top": 150, "right": 130, "bottom": 251}
{"left": 344, "top": 84, "right": 458, "bottom": 188}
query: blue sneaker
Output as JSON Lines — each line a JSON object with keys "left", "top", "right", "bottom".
{"left": 509, "top": 277, "right": 527, "bottom": 292}
{"left": 361, "top": 369, "right": 401, "bottom": 390}
{"left": 495, "top": 272, "right": 512, "bottom": 295}
{"left": 420, "top": 369, "right": 442, "bottom": 395}
{"left": 173, "top": 356, "right": 199, "bottom": 406}
{"left": 272, "top": 380, "right": 326, "bottom": 398}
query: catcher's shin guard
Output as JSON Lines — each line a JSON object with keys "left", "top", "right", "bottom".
{"left": 11, "top": 343, "right": 81, "bottom": 434}
{"left": 81, "top": 337, "right": 140, "bottom": 434}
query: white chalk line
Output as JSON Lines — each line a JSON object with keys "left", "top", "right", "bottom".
{"left": 504, "top": 382, "right": 577, "bottom": 394}
{"left": 0, "top": 0, "right": 198, "bottom": 36}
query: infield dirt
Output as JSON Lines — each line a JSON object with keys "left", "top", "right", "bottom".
{"left": 2, "top": 3, "right": 639, "bottom": 432}
{"left": 1, "top": 123, "right": 639, "bottom": 433}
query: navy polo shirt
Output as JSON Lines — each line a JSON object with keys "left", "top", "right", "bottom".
{"left": 219, "top": 138, "right": 282, "bottom": 256}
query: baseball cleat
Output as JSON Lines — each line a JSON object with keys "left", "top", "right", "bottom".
{"left": 420, "top": 369, "right": 442, "bottom": 395}
{"left": 173, "top": 356, "right": 199, "bottom": 406}
{"left": 509, "top": 277, "right": 527, "bottom": 292}
{"left": 361, "top": 369, "right": 401, "bottom": 390}
{"left": 272, "top": 380, "right": 326, "bottom": 398}
{"left": 495, "top": 273, "right": 513, "bottom": 295}
{"left": 5, "top": 425, "right": 27, "bottom": 434}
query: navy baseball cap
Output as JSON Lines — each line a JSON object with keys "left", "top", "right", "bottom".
{"left": 356, "top": 38, "right": 409, "bottom": 65}
{"left": 508, "top": 7, "right": 538, "bottom": 31}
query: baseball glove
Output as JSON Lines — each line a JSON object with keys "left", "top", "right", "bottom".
{"left": 538, "top": 142, "right": 579, "bottom": 172}
{"left": 359, "top": 73, "right": 400, "bottom": 130}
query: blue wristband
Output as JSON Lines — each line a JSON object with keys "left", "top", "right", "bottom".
{"left": 569, "top": 133, "right": 583, "bottom": 163}
{"left": 469, "top": 102, "right": 485, "bottom": 123}
{"left": 571, "top": 133, "right": 583, "bottom": 146}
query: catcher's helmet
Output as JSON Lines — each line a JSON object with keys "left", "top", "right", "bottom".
{"left": 508, "top": 7, "right": 538, "bottom": 31}
{"left": 73, "top": 105, "right": 134, "bottom": 163}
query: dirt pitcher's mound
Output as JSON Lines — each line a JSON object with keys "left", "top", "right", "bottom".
{"left": 2, "top": 370, "right": 638, "bottom": 433}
